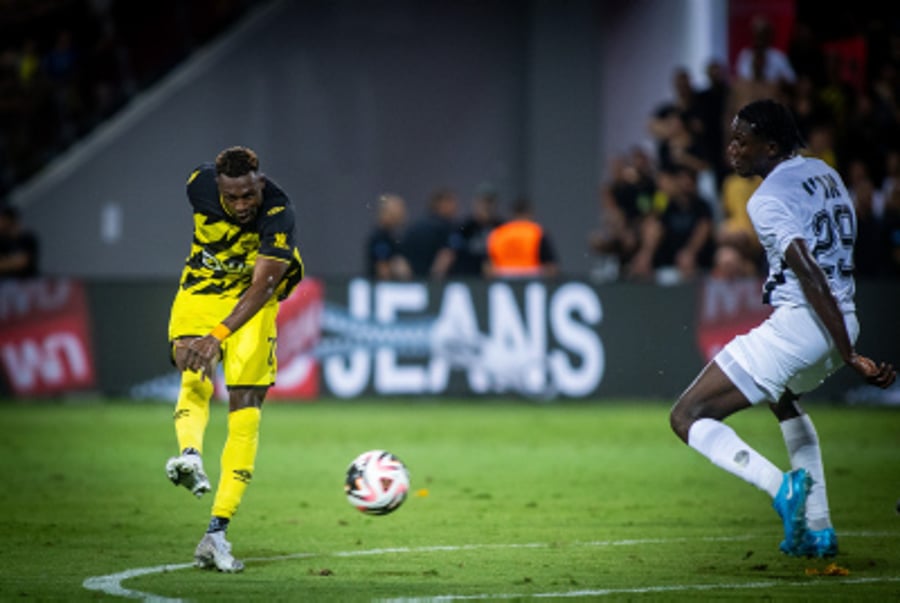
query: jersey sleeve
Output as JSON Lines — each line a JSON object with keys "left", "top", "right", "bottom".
{"left": 748, "top": 194, "right": 803, "bottom": 258}
{"left": 260, "top": 190, "right": 305, "bottom": 300}
{"left": 185, "top": 164, "right": 223, "bottom": 216}
{"left": 257, "top": 201, "right": 298, "bottom": 263}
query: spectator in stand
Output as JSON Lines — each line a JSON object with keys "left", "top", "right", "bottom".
{"left": 695, "top": 59, "right": 732, "bottom": 190}
{"left": 870, "top": 62, "right": 900, "bottom": 136}
{"left": 365, "top": 193, "right": 412, "bottom": 281}
{"left": 403, "top": 187, "right": 459, "bottom": 279}
{"left": 818, "top": 51, "right": 856, "bottom": 142}
{"left": 486, "top": 197, "right": 558, "bottom": 279}
{"left": 627, "top": 165, "right": 715, "bottom": 285}
{"left": 711, "top": 243, "right": 759, "bottom": 281}
{"left": 654, "top": 109, "right": 713, "bottom": 194}
{"left": 17, "top": 38, "right": 40, "bottom": 87}
{"left": 589, "top": 148, "right": 656, "bottom": 281}
{"left": 432, "top": 185, "right": 504, "bottom": 279}
{"left": 845, "top": 158, "right": 884, "bottom": 213}
{"left": 726, "top": 40, "right": 785, "bottom": 133}
{"left": 85, "top": 16, "right": 136, "bottom": 128}
{"left": 648, "top": 68, "right": 714, "bottom": 183}
{"left": 801, "top": 122, "right": 837, "bottom": 169}
{"left": 787, "top": 22, "right": 826, "bottom": 87}
{"left": 881, "top": 186, "right": 900, "bottom": 276}
{"left": 43, "top": 29, "right": 85, "bottom": 149}
{"left": 0, "top": 3, "right": 253, "bottom": 195}
{"left": 648, "top": 67, "right": 705, "bottom": 143}
{"left": 0, "top": 204, "right": 39, "bottom": 279}
{"left": 850, "top": 174, "right": 889, "bottom": 277}
{"left": 842, "top": 91, "right": 895, "bottom": 182}
{"left": 788, "top": 74, "right": 832, "bottom": 144}
{"left": 734, "top": 15, "right": 796, "bottom": 87}
{"left": 880, "top": 148, "right": 900, "bottom": 217}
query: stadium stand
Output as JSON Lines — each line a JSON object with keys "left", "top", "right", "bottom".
{"left": 0, "top": 0, "right": 254, "bottom": 198}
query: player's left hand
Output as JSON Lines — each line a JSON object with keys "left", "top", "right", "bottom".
{"left": 185, "top": 335, "right": 221, "bottom": 381}
{"left": 848, "top": 353, "right": 896, "bottom": 389}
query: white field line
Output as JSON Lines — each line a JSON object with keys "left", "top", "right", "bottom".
{"left": 82, "top": 532, "right": 900, "bottom": 602}
{"left": 377, "top": 576, "right": 900, "bottom": 602}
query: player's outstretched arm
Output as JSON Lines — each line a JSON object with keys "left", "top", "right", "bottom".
{"left": 784, "top": 238, "right": 896, "bottom": 389}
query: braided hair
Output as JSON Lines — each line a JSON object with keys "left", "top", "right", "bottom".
{"left": 736, "top": 99, "right": 806, "bottom": 157}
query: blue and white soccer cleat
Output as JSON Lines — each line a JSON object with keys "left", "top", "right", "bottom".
{"left": 772, "top": 468, "right": 812, "bottom": 556}
{"left": 798, "top": 527, "right": 838, "bottom": 558}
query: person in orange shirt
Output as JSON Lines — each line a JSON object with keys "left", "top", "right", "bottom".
{"left": 486, "top": 197, "right": 558, "bottom": 278}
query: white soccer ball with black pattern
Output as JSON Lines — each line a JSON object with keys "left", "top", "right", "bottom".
{"left": 344, "top": 450, "right": 410, "bottom": 515}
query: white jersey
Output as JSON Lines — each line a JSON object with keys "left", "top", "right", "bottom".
{"left": 747, "top": 155, "right": 856, "bottom": 312}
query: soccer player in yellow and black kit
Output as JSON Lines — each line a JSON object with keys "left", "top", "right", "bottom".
{"left": 165, "top": 146, "right": 303, "bottom": 572}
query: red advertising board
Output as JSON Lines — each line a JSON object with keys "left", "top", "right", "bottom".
{"left": 270, "top": 277, "right": 323, "bottom": 399}
{"left": 695, "top": 277, "right": 773, "bottom": 362}
{"left": 0, "top": 279, "right": 96, "bottom": 396}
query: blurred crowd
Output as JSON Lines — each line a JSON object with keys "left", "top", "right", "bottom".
{"left": 2, "top": 4, "right": 898, "bottom": 285}
{"left": 589, "top": 14, "right": 900, "bottom": 284}
{"left": 365, "top": 186, "right": 559, "bottom": 281}
{"left": 0, "top": 0, "right": 253, "bottom": 198}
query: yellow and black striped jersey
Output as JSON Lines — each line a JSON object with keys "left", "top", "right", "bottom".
{"left": 177, "top": 164, "right": 304, "bottom": 301}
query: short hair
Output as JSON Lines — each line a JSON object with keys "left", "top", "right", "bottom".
{"left": 215, "top": 146, "right": 259, "bottom": 177}
{"left": 736, "top": 99, "right": 806, "bottom": 156}
{"left": 429, "top": 187, "right": 456, "bottom": 209}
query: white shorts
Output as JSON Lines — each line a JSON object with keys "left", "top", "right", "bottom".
{"left": 714, "top": 305, "right": 859, "bottom": 405}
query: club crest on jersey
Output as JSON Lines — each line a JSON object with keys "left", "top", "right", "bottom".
{"left": 239, "top": 236, "right": 258, "bottom": 253}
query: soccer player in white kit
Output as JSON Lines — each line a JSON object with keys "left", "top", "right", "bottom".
{"left": 670, "top": 99, "right": 896, "bottom": 558}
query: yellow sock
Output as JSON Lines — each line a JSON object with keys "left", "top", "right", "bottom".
{"left": 174, "top": 370, "right": 212, "bottom": 453}
{"left": 212, "top": 406, "right": 261, "bottom": 519}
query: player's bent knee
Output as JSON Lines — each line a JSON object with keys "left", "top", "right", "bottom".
{"left": 181, "top": 366, "right": 214, "bottom": 397}
{"left": 669, "top": 399, "right": 696, "bottom": 443}
{"left": 228, "top": 387, "right": 267, "bottom": 412}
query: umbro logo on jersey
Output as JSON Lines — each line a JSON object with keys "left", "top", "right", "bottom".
{"left": 267, "top": 206, "right": 285, "bottom": 217}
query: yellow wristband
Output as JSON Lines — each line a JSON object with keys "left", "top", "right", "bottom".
{"left": 210, "top": 323, "right": 232, "bottom": 342}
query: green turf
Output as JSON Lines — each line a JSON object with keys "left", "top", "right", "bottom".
{"left": 0, "top": 398, "right": 898, "bottom": 601}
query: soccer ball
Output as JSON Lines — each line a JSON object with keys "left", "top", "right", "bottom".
{"left": 344, "top": 449, "right": 410, "bottom": 515}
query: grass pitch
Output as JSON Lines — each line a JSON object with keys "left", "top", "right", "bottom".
{"left": 0, "top": 398, "right": 898, "bottom": 601}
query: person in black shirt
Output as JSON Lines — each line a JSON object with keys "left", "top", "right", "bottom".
{"left": 433, "top": 187, "right": 505, "bottom": 278}
{"left": 0, "top": 205, "right": 39, "bottom": 279}
{"left": 403, "top": 187, "right": 459, "bottom": 278}
{"left": 365, "top": 193, "right": 412, "bottom": 280}
{"left": 627, "top": 166, "right": 715, "bottom": 283}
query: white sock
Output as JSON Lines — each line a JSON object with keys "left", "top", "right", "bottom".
{"left": 688, "top": 418, "right": 784, "bottom": 498}
{"left": 781, "top": 414, "right": 831, "bottom": 531}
